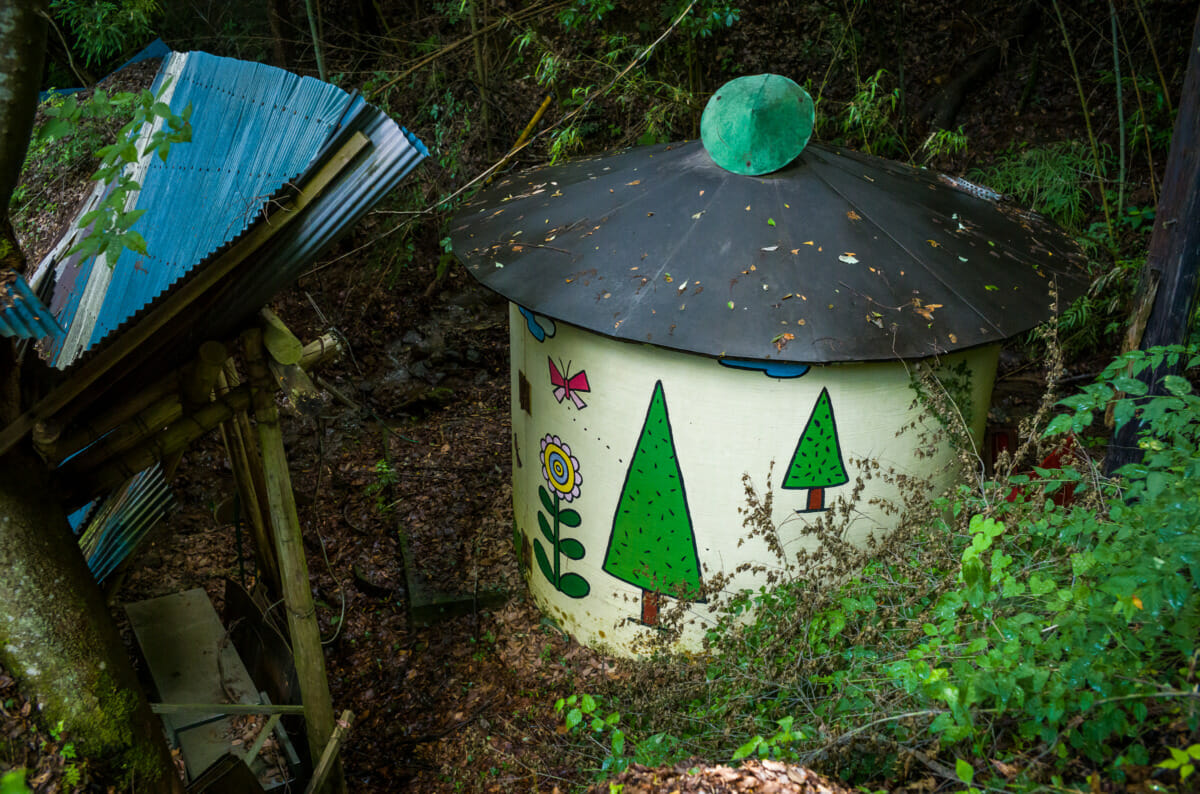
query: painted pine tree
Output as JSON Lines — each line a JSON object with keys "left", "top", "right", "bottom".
{"left": 783, "top": 387, "right": 848, "bottom": 512}
{"left": 603, "top": 380, "right": 702, "bottom": 626}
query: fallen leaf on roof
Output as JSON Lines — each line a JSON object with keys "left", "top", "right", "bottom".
{"left": 912, "top": 301, "right": 943, "bottom": 320}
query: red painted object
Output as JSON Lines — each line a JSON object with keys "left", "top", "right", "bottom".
{"left": 993, "top": 431, "right": 1078, "bottom": 507}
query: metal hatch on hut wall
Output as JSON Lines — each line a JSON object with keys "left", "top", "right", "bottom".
{"left": 451, "top": 74, "right": 1088, "bottom": 656}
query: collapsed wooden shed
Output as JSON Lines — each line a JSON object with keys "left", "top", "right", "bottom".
{"left": 1, "top": 50, "right": 427, "bottom": 791}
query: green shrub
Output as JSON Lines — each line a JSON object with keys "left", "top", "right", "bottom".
{"left": 968, "top": 142, "right": 1099, "bottom": 232}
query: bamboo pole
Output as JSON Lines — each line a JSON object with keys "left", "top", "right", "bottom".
{"left": 149, "top": 703, "right": 305, "bottom": 716}
{"left": 242, "top": 329, "right": 344, "bottom": 794}
{"left": 184, "top": 341, "right": 229, "bottom": 407}
{"left": 226, "top": 362, "right": 280, "bottom": 567}
{"left": 64, "top": 385, "right": 251, "bottom": 504}
{"left": 217, "top": 365, "right": 281, "bottom": 595}
{"left": 299, "top": 333, "right": 342, "bottom": 370}
{"left": 60, "top": 395, "right": 183, "bottom": 475}
{"left": 260, "top": 308, "right": 303, "bottom": 366}
{"left": 303, "top": 710, "right": 354, "bottom": 794}
{"left": 165, "top": 341, "right": 229, "bottom": 479}
{"left": 55, "top": 334, "right": 337, "bottom": 475}
{"left": 49, "top": 371, "right": 183, "bottom": 467}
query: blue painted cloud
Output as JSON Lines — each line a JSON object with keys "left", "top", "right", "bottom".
{"left": 518, "top": 306, "right": 556, "bottom": 342}
{"left": 718, "top": 358, "right": 811, "bottom": 379}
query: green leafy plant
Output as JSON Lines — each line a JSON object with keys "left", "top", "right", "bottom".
{"left": 1158, "top": 743, "right": 1200, "bottom": 782}
{"left": 893, "top": 345, "right": 1200, "bottom": 773}
{"left": 968, "top": 142, "right": 1099, "bottom": 232}
{"left": 365, "top": 459, "right": 398, "bottom": 512}
{"left": 555, "top": 694, "right": 628, "bottom": 775}
{"left": 919, "top": 126, "right": 967, "bottom": 164}
{"left": 842, "top": 69, "right": 903, "bottom": 158}
{"left": 731, "top": 716, "right": 807, "bottom": 761}
{"left": 0, "top": 770, "right": 30, "bottom": 794}
{"left": 36, "top": 82, "right": 192, "bottom": 265}
{"left": 51, "top": 0, "right": 161, "bottom": 67}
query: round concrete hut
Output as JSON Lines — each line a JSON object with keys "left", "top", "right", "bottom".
{"left": 451, "top": 74, "right": 1088, "bottom": 656}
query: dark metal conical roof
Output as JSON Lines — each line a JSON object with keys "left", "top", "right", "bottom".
{"left": 451, "top": 87, "right": 1087, "bottom": 364}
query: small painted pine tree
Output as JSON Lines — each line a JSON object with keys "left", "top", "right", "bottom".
{"left": 783, "top": 387, "right": 848, "bottom": 511}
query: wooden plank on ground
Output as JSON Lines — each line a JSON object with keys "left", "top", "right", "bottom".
{"left": 125, "top": 588, "right": 262, "bottom": 781}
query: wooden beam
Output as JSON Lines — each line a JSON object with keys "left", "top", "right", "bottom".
{"left": 242, "top": 329, "right": 344, "bottom": 794}
{"left": 149, "top": 703, "right": 304, "bottom": 716}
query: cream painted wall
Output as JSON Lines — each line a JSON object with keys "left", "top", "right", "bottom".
{"left": 509, "top": 303, "right": 999, "bottom": 657}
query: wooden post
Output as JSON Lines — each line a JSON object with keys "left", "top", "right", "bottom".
{"left": 303, "top": 710, "right": 354, "bottom": 794}
{"left": 216, "top": 366, "right": 282, "bottom": 596}
{"left": 242, "top": 329, "right": 344, "bottom": 794}
{"left": 1107, "top": 9, "right": 1200, "bottom": 474}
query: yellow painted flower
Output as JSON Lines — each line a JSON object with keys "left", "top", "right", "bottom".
{"left": 541, "top": 434, "right": 582, "bottom": 502}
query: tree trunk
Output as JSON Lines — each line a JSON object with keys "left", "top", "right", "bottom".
{"left": 641, "top": 590, "right": 659, "bottom": 626}
{"left": 265, "top": 0, "right": 299, "bottom": 70}
{"left": 1107, "top": 8, "right": 1200, "bottom": 474}
{"left": 919, "top": 1, "right": 1040, "bottom": 131}
{"left": 0, "top": 0, "right": 47, "bottom": 277}
{"left": 0, "top": 5, "right": 181, "bottom": 788}
{"left": 0, "top": 453, "right": 182, "bottom": 792}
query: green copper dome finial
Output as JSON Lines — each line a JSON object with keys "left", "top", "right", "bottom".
{"left": 700, "top": 74, "right": 815, "bottom": 176}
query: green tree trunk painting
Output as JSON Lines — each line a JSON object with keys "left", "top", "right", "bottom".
{"left": 783, "top": 387, "right": 848, "bottom": 512}
{"left": 603, "top": 381, "right": 702, "bottom": 626}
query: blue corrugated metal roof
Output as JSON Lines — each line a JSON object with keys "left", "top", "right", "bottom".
{"left": 39, "top": 50, "right": 427, "bottom": 368}
{"left": 0, "top": 275, "right": 63, "bottom": 339}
